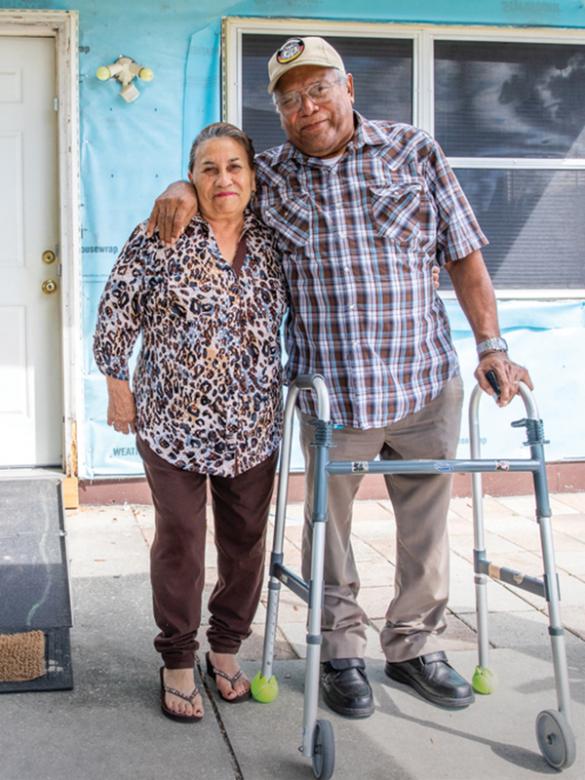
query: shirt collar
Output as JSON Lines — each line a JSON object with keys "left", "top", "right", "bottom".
{"left": 242, "top": 207, "right": 263, "bottom": 235}
{"left": 350, "top": 111, "right": 390, "bottom": 149}
{"left": 191, "top": 207, "right": 260, "bottom": 236}
{"left": 268, "top": 139, "right": 298, "bottom": 166}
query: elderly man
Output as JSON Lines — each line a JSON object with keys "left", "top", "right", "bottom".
{"left": 148, "top": 36, "right": 532, "bottom": 719}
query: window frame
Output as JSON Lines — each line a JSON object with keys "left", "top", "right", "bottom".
{"left": 222, "top": 17, "right": 585, "bottom": 299}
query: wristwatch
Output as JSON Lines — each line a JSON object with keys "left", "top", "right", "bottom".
{"left": 476, "top": 336, "right": 508, "bottom": 357}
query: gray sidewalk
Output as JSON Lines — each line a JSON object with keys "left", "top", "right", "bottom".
{"left": 1, "top": 493, "right": 584, "bottom": 779}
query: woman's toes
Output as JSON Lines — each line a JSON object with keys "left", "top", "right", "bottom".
{"left": 167, "top": 694, "right": 186, "bottom": 715}
{"left": 209, "top": 652, "right": 250, "bottom": 699}
{"left": 190, "top": 693, "right": 202, "bottom": 715}
{"left": 163, "top": 667, "right": 202, "bottom": 717}
{"left": 217, "top": 677, "right": 248, "bottom": 699}
{"left": 221, "top": 682, "right": 236, "bottom": 699}
{"left": 234, "top": 680, "right": 249, "bottom": 698}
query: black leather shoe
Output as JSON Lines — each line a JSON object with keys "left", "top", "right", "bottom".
{"left": 320, "top": 658, "right": 374, "bottom": 718}
{"left": 385, "top": 651, "right": 474, "bottom": 709}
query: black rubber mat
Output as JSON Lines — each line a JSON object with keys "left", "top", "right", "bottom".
{"left": 0, "top": 479, "right": 73, "bottom": 692}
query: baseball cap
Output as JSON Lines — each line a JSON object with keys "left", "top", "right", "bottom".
{"left": 267, "top": 36, "right": 346, "bottom": 94}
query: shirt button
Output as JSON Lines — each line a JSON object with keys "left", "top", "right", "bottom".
{"left": 349, "top": 304, "right": 356, "bottom": 310}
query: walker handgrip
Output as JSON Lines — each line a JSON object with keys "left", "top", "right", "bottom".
{"left": 294, "top": 374, "right": 325, "bottom": 390}
{"left": 485, "top": 370, "right": 501, "bottom": 399}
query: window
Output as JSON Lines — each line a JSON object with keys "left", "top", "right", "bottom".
{"left": 434, "top": 39, "right": 585, "bottom": 290}
{"left": 434, "top": 41, "right": 585, "bottom": 159}
{"left": 223, "top": 20, "right": 585, "bottom": 293}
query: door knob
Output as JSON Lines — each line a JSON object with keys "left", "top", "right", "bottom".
{"left": 42, "top": 279, "right": 58, "bottom": 294}
{"left": 42, "top": 250, "right": 56, "bottom": 264}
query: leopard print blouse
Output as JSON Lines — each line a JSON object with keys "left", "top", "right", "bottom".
{"left": 93, "top": 211, "right": 287, "bottom": 477}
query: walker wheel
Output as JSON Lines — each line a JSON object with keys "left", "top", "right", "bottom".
{"left": 536, "top": 709, "right": 576, "bottom": 770}
{"left": 250, "top": 671, "right": 279, "bottom": 703}
{"left": 312, "top": 719, "right": 335, "bottom": 780}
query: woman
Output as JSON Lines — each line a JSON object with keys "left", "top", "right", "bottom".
{"left": 94, "top": 123, "right": 287, "bottom": 723}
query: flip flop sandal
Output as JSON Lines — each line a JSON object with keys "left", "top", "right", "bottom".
{"left": 205, "top": 652, "right": 250, "bottom": 703}
{"left": 160, "top": 667, "right": 204, "bottom": 723}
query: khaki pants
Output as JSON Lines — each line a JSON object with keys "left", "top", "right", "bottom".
{"left": 300, "top": 375, "right": 464, "bottom": 663}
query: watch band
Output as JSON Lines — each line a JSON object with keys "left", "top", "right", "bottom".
{"left": 476, "top": 336, "right": 508, "bottom": 356}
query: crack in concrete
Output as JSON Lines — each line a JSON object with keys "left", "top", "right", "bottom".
{"left": 196, "top": 657, "right": 245, "bottom": 780}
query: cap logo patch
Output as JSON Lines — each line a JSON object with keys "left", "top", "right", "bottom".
{"left": 276, "top": 38, "right": 305, "bottom": 64}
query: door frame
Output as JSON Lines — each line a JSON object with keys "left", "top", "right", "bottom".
{"left": 0, "top": 10, "right": 81, "bottom": 481}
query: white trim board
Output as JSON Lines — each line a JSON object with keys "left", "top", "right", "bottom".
{"left": 0, "top": 10, "right": 82, "bottom": 479}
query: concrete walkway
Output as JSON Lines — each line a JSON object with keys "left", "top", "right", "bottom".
{"left": 1, "top": 493, "right": 584, "bottom": 779}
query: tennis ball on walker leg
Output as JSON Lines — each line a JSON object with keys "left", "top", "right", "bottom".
{"left": 472, "top": 665, "right": 497, "bottom": 695}
{"left": 251, "top": 671, "right": 279, "bottom": 702}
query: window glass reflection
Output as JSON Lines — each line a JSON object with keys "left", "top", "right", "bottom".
{"left": 435, "top": 41, "right": 585, "bottom": 158}
{"left": 446, "top": 169, "right": 585, "bottom": 288}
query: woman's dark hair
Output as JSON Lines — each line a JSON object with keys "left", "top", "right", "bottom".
{"left": 188, "top": 122, "right": 256, "bottom": 172}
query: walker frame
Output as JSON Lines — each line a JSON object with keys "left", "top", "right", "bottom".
{"left": 251, "top": 375, "right": 576, "bottom": 779}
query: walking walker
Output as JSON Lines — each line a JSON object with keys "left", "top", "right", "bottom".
{"left": 250, "top": 374, "right": 576, "bottom": 779}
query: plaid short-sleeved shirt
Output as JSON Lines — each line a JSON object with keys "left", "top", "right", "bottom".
{"left": 255, "top": 114, "right": 488, "bottom": 428}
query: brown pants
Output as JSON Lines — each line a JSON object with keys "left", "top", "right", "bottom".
{"left": 300, "top": 375, "right": 464, "bottom": 663}
{"left": 137, "top": 436, "right": 278, "bottom": 669}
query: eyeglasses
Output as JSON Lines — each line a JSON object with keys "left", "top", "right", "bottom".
{"left": 275, "top": 79, "right": 344, "bottom": 116}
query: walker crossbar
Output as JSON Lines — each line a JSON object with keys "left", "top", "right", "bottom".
{"left": 473, "top": 549, "right": 552, "bottom": 599}
{"left": 326, "top": 458, "right": 541, "bottom": 475}
{"left": 251, "top": 374, "right": 576, "bottom": 778}
{"left": 272, "top": 563, "right": 310, "bottom": 602}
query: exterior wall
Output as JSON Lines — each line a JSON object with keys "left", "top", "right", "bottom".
{"left": 4, "top": 1, "right": 585, "bottom": 483}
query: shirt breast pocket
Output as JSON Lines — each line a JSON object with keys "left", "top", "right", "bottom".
{"left": 369, "top": 178, "right": 423, "bottom": 246}
{"left": 262, "top": 188, "right": 311, "bottom": 252}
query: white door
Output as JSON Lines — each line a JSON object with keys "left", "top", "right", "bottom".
{"left": 0, "top": 37, "right": 62, "bottom": 467}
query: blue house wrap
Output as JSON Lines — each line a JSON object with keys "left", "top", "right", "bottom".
{"left": 5, "top": 1, "right": 585, "bottom": 476}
